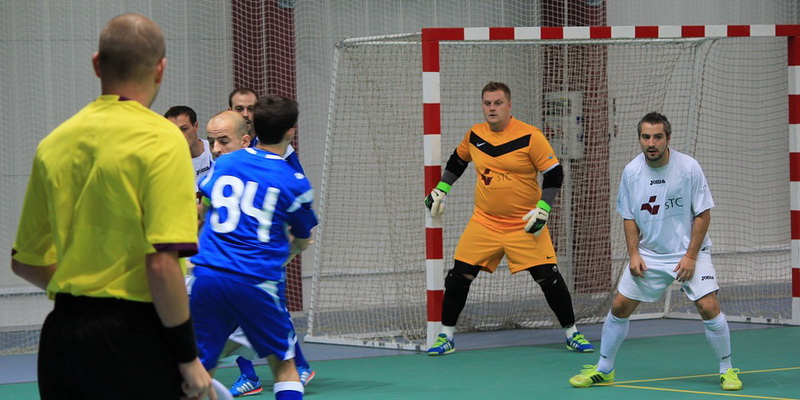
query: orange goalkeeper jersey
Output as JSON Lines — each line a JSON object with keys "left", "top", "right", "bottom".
{"left": 456, "top": 117, "right": 559, "bottom": 227}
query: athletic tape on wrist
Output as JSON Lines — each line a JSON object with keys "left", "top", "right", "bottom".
{"left": 163, "top": 317, "right": 198, "bottom": 363}
{"left": 435, "top": 181, "right": 452, "bottom": 194}
{"left": 536, "top": 200, "right": 551, "bottom": 213}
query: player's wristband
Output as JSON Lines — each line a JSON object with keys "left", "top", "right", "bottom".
{"left": 536, "top": 200, "right": 551, "bottom": 213}
{"left": 200, "top": 196, "right": 211, "bottom": 207}
{"left": 163, "top": 317, "right": 198, "bottom": 363}
{"left": 435, "top": 181, "right": 452, "bottom": 194}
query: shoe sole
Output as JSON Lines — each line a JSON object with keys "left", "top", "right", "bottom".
{"left": 569, "top": 376, "right": 613, "bottom": 388}
{"left": 233, "top": 388, "right": 263, "bottom": 397}
{"left": 427, "top": 349, "right": 455, "bottom": 356}
{"left": 566, "top": 345, "right": 595, "bottom": 353}
{"left": 301, "top": 370, "right": 316, "bottom": 386}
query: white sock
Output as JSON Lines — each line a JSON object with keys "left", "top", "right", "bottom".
{"left": 273, "top": 381, "right": 304, "bottom": 398}
{"left": 565, "top": 324, "right": 578, "bottom": 339}
{"left": 442, "top": 325, "right": 455, "bottom": 339}
{"left": 703, "top": 313, "right": 732, "bottom": 373}
{"left": 597, "top": 311, "right": 629, "bottom": 374}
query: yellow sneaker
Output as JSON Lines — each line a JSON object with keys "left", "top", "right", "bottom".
{"left": 569, "top": 365, "right": 614, "bottom": 388}
{"left": 720, "top": 368, "right": 742, "bottom": 390}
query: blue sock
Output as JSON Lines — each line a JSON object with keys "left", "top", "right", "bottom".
{"left": 236, "top": 356, "right": 258, "bottom": 381}
{"left": 274, "top": 381, "right": 303, "bottom": 399}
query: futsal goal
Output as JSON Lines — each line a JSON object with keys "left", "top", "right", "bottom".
{"left": 307, "top": 25, "right": 800, "bottom": 350}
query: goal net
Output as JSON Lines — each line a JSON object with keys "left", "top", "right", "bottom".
{"left": 307, "top": 26, "right": 795, "bottom": 350}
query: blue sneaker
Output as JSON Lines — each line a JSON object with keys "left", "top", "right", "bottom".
{"left": 298, "top": 366, "right": 315, "bottom": 386}
{"left": 229, "top": 374, "right": 262, "bottom": 397}
{"left": 427, "top": 333, "right": 455, "bottom": 356}
{"left": 566, "top": 332, "right": 594, "bottom": 353}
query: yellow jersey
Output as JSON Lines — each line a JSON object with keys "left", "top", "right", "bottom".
{"left": 13, "top": 95, "right": 199, "bottom": 302}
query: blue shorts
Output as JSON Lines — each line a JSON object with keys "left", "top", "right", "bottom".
{"left": 190, "top": 267, "right": 297, "bottom": 370}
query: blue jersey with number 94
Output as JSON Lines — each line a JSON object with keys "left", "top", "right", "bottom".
{"left": 191, "top": 147, "right": 318, "bottom": 282}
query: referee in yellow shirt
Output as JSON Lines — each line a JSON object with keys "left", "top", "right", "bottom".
{"left": 11, "top": 13, "right": 214, "bottom": 400}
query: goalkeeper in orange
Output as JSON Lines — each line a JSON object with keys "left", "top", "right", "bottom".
{"left": 425, "top": 81, "right": 593, "bottom": 355}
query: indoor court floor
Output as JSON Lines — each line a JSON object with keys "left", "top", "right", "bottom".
{"left": 1, "top": 319, "right": 797, "bottom": 399}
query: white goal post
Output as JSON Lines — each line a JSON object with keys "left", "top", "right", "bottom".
{"left": 307, "top": 25, "right": 800, "bottom": 351}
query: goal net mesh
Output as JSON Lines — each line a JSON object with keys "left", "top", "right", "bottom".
{"left": 307, "top": 34, "right": 791, "bottom": 348}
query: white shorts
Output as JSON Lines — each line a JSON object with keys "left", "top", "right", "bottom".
{"left": 617, "top": 251, "right": 719, "bottom": 302}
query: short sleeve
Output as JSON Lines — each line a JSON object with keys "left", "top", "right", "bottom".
{"left": 616, "top": 171, "right": 635, "bottom": 220}
{"left": 691, "top": 161, "right": 714, "bottom": 216}
{"left": 528, "top": 130, "right": 559, "bottom": 172}
{"left": 141, "top": 130, "right": 199, "bottom": 257}
{"left": 12, "top": 155, "right": 57, "bottom": 266}
{"left": 455, "top": 129, "right": 473, "bottom": 162}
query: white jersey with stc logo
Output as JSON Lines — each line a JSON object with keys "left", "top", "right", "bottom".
{"left": 616, "top": 149, "right": 714, "bottom": 258}
{"left": 193, "top": 139, "right": 214, "bottom": 188}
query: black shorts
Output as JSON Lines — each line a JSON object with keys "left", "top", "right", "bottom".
{"left": 38, "top": 294, "right": 184, "bottom": 400}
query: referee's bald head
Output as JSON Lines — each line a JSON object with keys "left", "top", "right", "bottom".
{"left": 96, "top": 13, "right": 165, "bottom": 85}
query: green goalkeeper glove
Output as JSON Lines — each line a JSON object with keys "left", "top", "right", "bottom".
{"left": 424, "top": 182, "right": 451, "bottom": 217}
{"left": 523, "top": 200, "right": 551, "bottom": 236}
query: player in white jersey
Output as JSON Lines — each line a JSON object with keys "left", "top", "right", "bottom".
{"left": 165, "top": 105, "right": 214, "bottom": 190}
{"left": 569, "top": 112, "right": 742, "bottom": 391}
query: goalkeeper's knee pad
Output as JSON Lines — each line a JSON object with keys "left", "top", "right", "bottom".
{"left": 445, "top": 261, "right": 480, "bottom": 291}
{"left": 529, "top": 264, "right": 570, "bottom": 294}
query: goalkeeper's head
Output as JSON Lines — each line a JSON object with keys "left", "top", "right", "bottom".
{"left": 252, "top": 95, "right": 299, "bottom": 145}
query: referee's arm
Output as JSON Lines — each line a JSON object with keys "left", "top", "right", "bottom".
{"left": 145, "top": 251, "right": 192, "bottom": 327}
{"left": 11, "top": 258, "right": 56, "bottom": 291}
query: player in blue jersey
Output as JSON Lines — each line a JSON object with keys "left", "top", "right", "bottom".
{"left": 204, "top": 108, "right": 316, "bottom": 396}
{"left": 191, "top": 94, "right": 317, "bottom": 400}
{"left": 229, "top": 87, "right": 303, "bottom": 172}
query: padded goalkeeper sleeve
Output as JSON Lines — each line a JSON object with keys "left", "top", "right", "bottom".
{"left": 440, "top": 151, "right": 469, "bottom": 187}
{"left": 539, "top": 164, "right": 563, "bottom": 206}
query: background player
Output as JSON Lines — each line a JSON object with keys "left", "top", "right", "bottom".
{"left": 425, "top": 81, "right": 593, "bottom": 356}
{"left": 568, "top": 112, "right": 741, "bottom": 391}
{"left": 190, "top": 94, "right": 317, "bottom": 400}
{"left": 165, "top": 105, "right": 214, "bottom": 187}
{"left": 207, "top": 110, "right": 252, "bottom": 158}
{"left": 228, "top": 87, "right": 303, "bottom": 172}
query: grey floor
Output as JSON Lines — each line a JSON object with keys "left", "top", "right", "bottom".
{"left": 0, "top": 317, "right": 782, "bottom": 386}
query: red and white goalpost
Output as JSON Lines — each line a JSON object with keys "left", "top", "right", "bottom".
{"left": 309, "top": 25, "right": 800, "bottom": 351}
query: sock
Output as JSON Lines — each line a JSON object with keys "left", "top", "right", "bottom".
{"left": 597, "top": 311, "right": 629, "bottom": 374}
{"left": 236, "top": 356, "right": 258, "bottom": 381}
{"left": 441, "top": 325, "right": 455, "bottom": 340}
{"left": 703, "top": 313, "right": 733, "bottom": 373}
{"left": 274, "top": 381, "right": 304, "bottom": 400}
{"left": 564, "top": 324, "right": 578, "bottom": 339}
